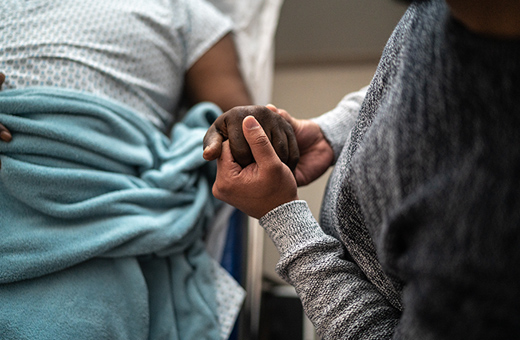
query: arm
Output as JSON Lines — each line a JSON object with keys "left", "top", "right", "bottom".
{"left": 262, "top": 203, "right": 400, "bottom": 339}
{"left": 184, "top": 33, "right": 252, "bottom": 112}
{"left": 312, "top": 87, "right": 367, "bottom": 162}
{"left": 186, "top": 32, "right": 299, "bottom": 169}
{"left": 212, "top": 117, "right": 400, "bottom": 338}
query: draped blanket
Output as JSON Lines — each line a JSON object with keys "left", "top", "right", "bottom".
{"left": 0, "top": 87, "right": 225, "bottom": 339}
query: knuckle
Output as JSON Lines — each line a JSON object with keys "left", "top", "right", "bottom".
{"left": 268, "top": 160, "right": 288, "bottom": 176}
{"left": 274, "top": 139, "right": 289, "bottom": 157}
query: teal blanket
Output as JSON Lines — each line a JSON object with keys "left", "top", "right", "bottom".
{"left": 0, "top": 88, "right": 224, "bottom": 339}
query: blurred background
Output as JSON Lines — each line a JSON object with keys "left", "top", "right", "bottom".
{"left": 256, "top": 0, "right": 407, "bottom": 339}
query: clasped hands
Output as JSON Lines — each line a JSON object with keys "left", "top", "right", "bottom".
{"left": 203, "top": 104, "right": 334, "bottom": 219}
{"left": 0, "top": 70, "right": 334, "bottom": 219}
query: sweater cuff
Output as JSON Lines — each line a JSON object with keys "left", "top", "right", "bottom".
{"left": 259, "top": 200, "right": 324, "bottom": 255}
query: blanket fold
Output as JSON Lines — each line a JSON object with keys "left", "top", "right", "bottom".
{"left": 0, "top": 87, "right": 225, "bottom": 340}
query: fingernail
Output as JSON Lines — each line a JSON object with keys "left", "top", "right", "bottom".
{"left": 0, "top": 131, "right": 12, "bottom": 142}
{"left": 266, "top": 104, "right": 278, "bottom": 112}
{"left": 244, "top": 116, "right": 260, "bottom": 130}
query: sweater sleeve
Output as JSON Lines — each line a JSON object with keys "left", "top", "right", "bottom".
{"left": 312, "top": 86, "right": 367, "bottom": 162}
{"left": 382, "top": 157, "right": 520, "bottom": 339}
{"left": 260, "top": 201, "right": 400, "bottom": 339}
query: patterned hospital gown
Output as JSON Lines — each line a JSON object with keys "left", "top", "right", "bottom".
{"left": 0, "top": 0, "right": 233, "bottom": 132}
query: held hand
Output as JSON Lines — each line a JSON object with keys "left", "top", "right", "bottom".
{"left": 266, "top": 105, "right": 334, "bottom": 186}
{"left": 203, "top": 105, "right": 299, "bottom": 171}
{"left": 213, "top": 116, "right": 298, "bottom": 219}
{"left": 0, "top": 124, "right": 11, "bottom": 143}
{"left": 0, "top": 72, "right": 13, "bottom": 170}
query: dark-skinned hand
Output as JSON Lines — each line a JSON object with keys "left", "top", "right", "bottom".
{"left": 0, "top": 73, "right": 13, "bottom": 170}
{"left": 203, "top": 105, "right": 300, "bottom": 171}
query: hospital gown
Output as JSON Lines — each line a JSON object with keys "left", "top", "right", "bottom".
{"left": 0, "top": 1, "right": 244, "bottom": 338}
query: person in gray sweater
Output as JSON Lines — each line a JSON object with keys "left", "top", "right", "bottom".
{"left": 204, "top": 0, "right": 520, "bottom": 338}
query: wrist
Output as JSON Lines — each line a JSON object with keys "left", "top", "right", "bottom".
{"left": 253, "top": 188, "right": 299, "bottom": 220}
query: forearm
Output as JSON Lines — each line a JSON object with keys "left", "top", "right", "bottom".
{"left": 260, "top": 201, "right": 400, "bottom": 339}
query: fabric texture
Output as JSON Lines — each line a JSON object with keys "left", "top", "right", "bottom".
{"left": 0, "top": 0, "right": 233, "bottom": 132}
{"left": 0, "top": 87, "right": 238, "bottom": 339}
{"left": 260, "top": 0, "right": 520, "bottom": 339}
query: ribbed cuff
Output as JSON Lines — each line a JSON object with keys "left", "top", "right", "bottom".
{"left": 259, "top": 200, "right": 325, "bottom": 255}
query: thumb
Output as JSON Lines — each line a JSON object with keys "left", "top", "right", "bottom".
{"left": 242, "top": 115, "right": 278, "bottom": 166}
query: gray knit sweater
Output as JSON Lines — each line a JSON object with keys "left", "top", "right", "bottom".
{"left": 260, "top": 1, "right": 520, "bottom": 339}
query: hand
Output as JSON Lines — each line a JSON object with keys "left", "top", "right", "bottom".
{"left": 266, "top": 105, "right": 334, "bottom": 186}
{"left": 203, "top": 105, "right": 300, "bottom": 171}
{"left": 213, "top": 116, "right": 298, "bottom": 219}
{"left": 0, "top": 72, "right": 13, "bottom": 170}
